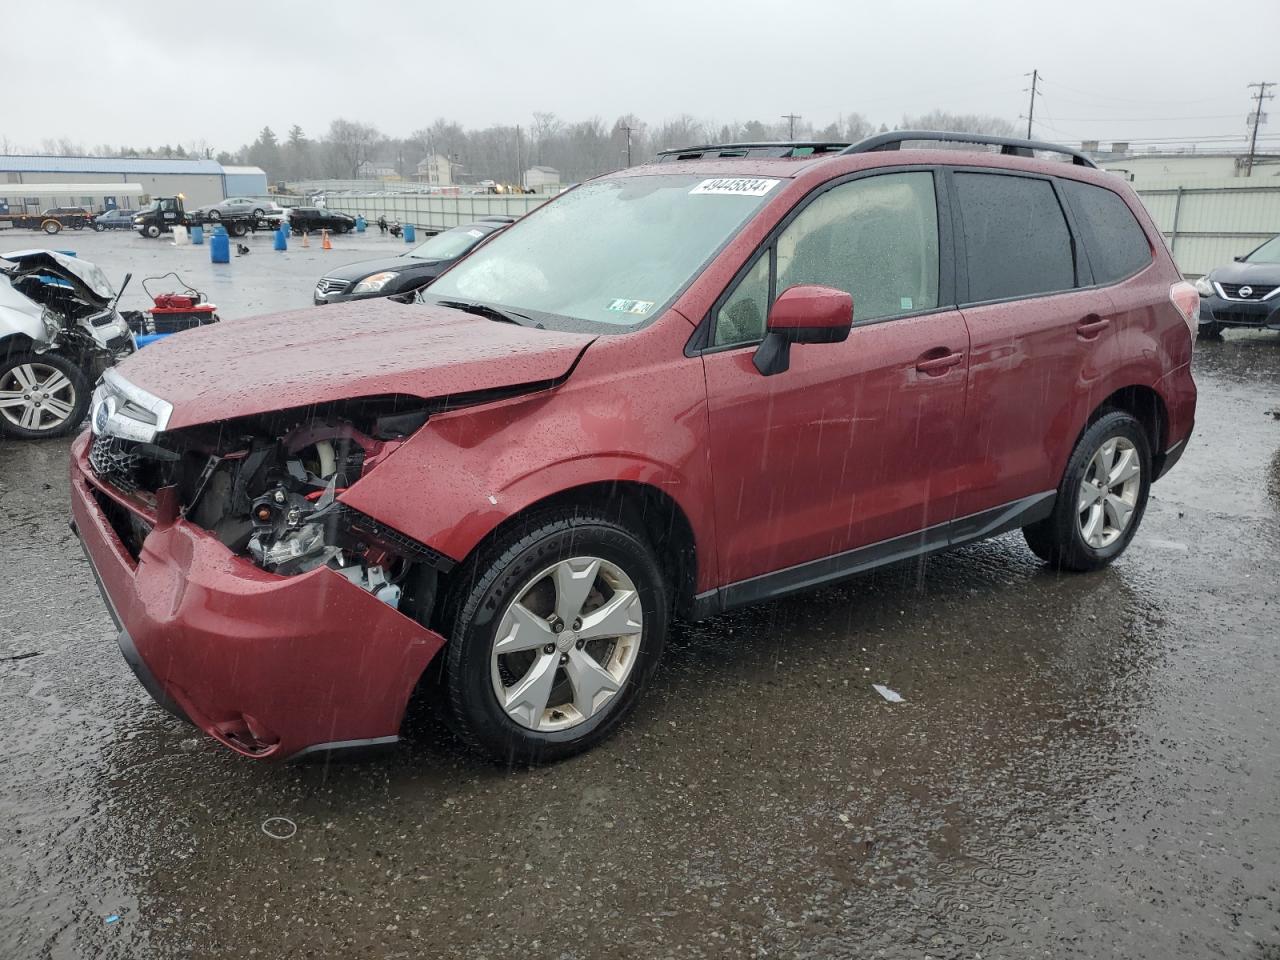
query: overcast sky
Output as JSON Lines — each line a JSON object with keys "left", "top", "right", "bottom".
{"left": 4, "top": 0, "right": 1278, "bottom": 153}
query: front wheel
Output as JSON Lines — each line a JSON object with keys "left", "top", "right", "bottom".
{"left": 144, "top": 224, "right": 161, "bottom": 239}
{"left": 93, "top": 222, "right": 105, "bottom": 232}
{"left": 1024, "top": 410, "right": 1151, "bottom": 572}
{"left": 442, "top": 510, "right": 668, "bottom": 764}
{"left": 206, "top": 210, "right": 221, "bottom": 221}
{"left": 0, "top": 352, "right": 90, "bottom": 440}
{"left": 42, "top": 220, "right": 61, "bottom": 235}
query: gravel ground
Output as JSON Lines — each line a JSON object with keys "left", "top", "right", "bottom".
{"left": 1, "top": 229, "right": 1278, "bottom": 959}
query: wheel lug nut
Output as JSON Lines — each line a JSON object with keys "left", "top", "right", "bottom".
{"left": 543, "top": 643, "right": 555, "bottom": 655}
{"left": 572, "top": 618, "right": 582, "bottom": 630}
{"left": 551, "top": 620, "right": 564, "bottom": 633}
{"left": 559, "top": 653, "right": 569, "bottom": 665}
{"left": 575, "top": 639, "right": 584, "bottom": 649}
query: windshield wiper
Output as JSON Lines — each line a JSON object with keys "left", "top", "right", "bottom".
{"left": 436, "top": 299, "right": 539, "bottom": 328}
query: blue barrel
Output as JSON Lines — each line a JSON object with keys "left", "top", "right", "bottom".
{"left": 273, "top": 226, "right": 288, "bottom": 251}
{"left": 135, "top": 333, "right": 168, "bottom": 349}
{"left": 210, "top": 230, "right": 230, "bottom": 264}
{"left": 190, "top": 224, "right": 204, "bottom": 245}
{"left": 355, "top": 215, "right": 366, "bottom": 233}
{"left": 403, "top": 223, "right": 416, "bottom": 243}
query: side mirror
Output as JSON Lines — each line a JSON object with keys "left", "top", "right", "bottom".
{"left": 753, "top": 284, "right": 853, "bottom": 376}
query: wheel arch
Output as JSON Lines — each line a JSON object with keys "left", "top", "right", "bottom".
{"left": 1092, "top": 383, "right": 1168, "bottom": 458}
{"left": 449, "top": 479, "right": 699, "bottom": 621}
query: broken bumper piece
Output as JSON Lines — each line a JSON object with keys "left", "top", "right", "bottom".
{"left": 69, "top": 433, "right": 446, "bottom": 761}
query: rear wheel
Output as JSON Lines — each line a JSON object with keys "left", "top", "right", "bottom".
{"left": 0, "top": 353, "right": 90, "bottom": 440}
{"left": 442, "top": 510, "right": 668, "bottom": 764}
{"left": 1023, "top": 410, "right": 1151, "bottom": 572}
{"left": 41, "top": 220, "right": 61, "bottom": 235}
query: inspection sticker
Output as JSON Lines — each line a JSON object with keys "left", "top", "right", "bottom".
{"left": 466, "top": 229, "right": 485, "bottom": 238}
{"left": 689, "top": 177, "right": 780, "bottom": 197}
{"left": 607, "top": 298, "right": 654, "bottom": 316}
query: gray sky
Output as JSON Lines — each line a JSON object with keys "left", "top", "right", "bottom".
{"left": 4, "top": 0, "right": 1278, "bottom": 152}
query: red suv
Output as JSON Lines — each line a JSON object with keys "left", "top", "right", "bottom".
{"left": 71, "top": 132, "right": 1198, "bottom": 763}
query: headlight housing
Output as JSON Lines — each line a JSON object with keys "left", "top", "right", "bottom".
{"left": 353, "top": 271, "right": 399, "bottom": 295}
{"left": 1193, "top": 276, "right": 1214, "bottom": 297}
{"left": 39, "top": 307, "right": 61, "bottom": 342}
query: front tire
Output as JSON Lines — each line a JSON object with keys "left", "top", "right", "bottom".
{"left": 442, "top": 509, "right": 668, "bottom": 764}
{"left": 144, "top": 224, "right": 161, "bottom": 239}
{"left": 1024, "top": 410, "right": 1151, "bottom": 572}
{"left": 42, "top": 220, "right": 61, "bottom": 235}
{"left": 0, "top": 352, "right": 90, "bottom": 440}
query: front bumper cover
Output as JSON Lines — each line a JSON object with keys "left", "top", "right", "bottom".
{"left": 1200, "top": 294, "right": 1280, "bottom": 329}
{"left": 69, "top": 433, "right": 447, "bottom": 761}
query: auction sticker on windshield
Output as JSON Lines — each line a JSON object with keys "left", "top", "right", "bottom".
{"left": 689, "top": 178, "right": 780, "bottom": 197}
{"left": 607, "top": 298, "right": 654, "bottom": 316}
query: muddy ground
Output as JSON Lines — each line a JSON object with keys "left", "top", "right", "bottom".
{"left": 1, "top": 229, "right": 1278, "bottom": 958}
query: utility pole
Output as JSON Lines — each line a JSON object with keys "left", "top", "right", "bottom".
{"left": 1025, "top": 69, "right": 1039, "bottom": 139}
{"left": 620, "top": 124, "right": 634, "bottom": 166}
{"left": 782, "top": 113, "right": 801, "bottom": 139}
{"left": 1246, "top": 81, "right": 1275, "bottom": 176}
{"left": 515, "top": 124, "right": 523, "bottom": 190}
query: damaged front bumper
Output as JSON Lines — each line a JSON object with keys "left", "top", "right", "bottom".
{"left": 69, "top": 432, "right": 447, "bottom": 761}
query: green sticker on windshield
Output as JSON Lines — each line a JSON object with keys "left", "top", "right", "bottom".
{"left": 607, "top": 298, "right": 654, "bottom": 316}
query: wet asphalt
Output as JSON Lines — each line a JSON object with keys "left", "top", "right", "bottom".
{"left": 1, "top": 230, "right": 1279, "bottom": 959}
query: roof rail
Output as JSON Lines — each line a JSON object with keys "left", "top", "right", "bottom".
{"left": 840, "top": 130, "right": 1098, "bottom": 168}
{"left": 655, "top": 141, "right": 850, "bottom": 163}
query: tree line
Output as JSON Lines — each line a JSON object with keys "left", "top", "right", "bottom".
{"left": 5, "top": 110, "right": 1017, "bottom": 186}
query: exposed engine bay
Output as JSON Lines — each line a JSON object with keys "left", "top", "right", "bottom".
{"left": 88, "top": 398, "right": 448, "bottom": 619}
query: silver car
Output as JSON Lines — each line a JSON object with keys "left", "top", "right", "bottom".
{"left": 191, "top": 197, "right": 281, "bottom": 220}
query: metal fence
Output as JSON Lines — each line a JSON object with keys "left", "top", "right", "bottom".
{"left": 1134, "top": 181, "right": 1280, "bottom": 277}
{"left": 252, "top": 192, "right": 551, "bottom": 231}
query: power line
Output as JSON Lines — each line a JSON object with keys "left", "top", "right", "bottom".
{"left": 1246, "top": 81, "right": 1275, "bottom": 176}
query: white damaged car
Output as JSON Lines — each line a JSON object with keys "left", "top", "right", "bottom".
{"left": 0, "top": 250, "right": 135, "bottom": 439}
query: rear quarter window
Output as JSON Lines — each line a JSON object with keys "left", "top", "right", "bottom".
{"left": 1060, "top": 180, "right": 1152, "bottom": 284}
{"left": 954, "top": 173, "right": 1075, "bottom": 303}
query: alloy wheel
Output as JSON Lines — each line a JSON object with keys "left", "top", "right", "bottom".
{"left": 0, "top": 362, "right": 77, "bottom": 432}
{"left": 1077, "top": 436, "right": 1141, "bottom": 549}
{"left": 490, "top": 556, "right": 643, "bottom": 732}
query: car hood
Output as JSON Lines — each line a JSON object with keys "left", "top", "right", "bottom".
{"left": 113, "top": 298, "right": 595, "bottom": 430}
{"left": 322, "top": 255, "right": 438, "bottom": 282}
{"left": 0, "top": 248, "right": 116, "bottom": 305}
{"left": 1209, "top": 260, "right": 1280, "bottom": 286}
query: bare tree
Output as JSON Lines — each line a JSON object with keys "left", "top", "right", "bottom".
{"left": 901, "top": 111, "right": 1017, "bottom": 137}
{"left": 327, "top": 119, "right": 383, "bottom": 179}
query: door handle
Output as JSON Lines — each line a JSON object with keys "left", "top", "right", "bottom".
{"left": 1076, "top": 315, "right": 1111, "bottom": 340}
{"left": 914, "top": 350, "right": 965, "bottom": 375}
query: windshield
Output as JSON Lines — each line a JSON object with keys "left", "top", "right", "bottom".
{"left": 1246, "top": 234, "right": 1280, "bottom": 264}
{"left": 425, "top": 174, "right": 782, "bottom": 331}
{"left": 408, "top": 225, "right": 491, "bottom": 261}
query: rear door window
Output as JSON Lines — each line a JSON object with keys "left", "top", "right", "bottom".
{"left": 954, "top": 173, "right": 1075, "bottom": 303}
{"left": 1060, "top": 180, "right": 1152, "bottom": 284}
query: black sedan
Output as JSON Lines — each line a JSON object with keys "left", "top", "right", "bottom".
{"left": 1196, "top": 233, "right": 1280, "bottom": 338}
{"left": 288, "top": 207, "right": 356, "bottom": 235}
{"left": 313, "top": 220, "right": 507, "bottom": 304}
{"left": 92, "top": 209, "right": 136, "bottom": 231}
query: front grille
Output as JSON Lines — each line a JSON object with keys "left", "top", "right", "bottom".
{"left": 1212, "top": 309, "right": 1264, "bottom": 326}
{"left": 316, "top": 278, "right": 348, "bottom": 295}
{"left": 89, "top": 435, "right": 142, "bottom": 493}
{"left": 1218, "top": 282, "right": 1277, "bottom": 301}
{"left": 105, "top": 333, "right": 134, "bottom": 353}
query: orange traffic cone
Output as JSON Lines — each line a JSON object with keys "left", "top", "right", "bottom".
{"left": 321, "top": 229, "right": 332, "bottom": 251}
{"left": 302, "top": 230, "right": 310, "bottom": 248}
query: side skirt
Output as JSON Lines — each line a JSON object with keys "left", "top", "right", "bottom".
{"left": 690, "top": 491, "right": 1056, "bottom": 620}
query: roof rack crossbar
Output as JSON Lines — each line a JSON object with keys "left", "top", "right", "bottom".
{"left": 839, "top": 130, "right": 1098, "bottom": 168}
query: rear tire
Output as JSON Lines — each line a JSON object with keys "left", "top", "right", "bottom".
{"left": 1023, "top": 410, "right": 1151, "bottom": 572}
{"left": 441, "top": 509, "right": 668, "bottom": 764}
{"left": 42, "top": 220, "right": 61, "bottom": 235}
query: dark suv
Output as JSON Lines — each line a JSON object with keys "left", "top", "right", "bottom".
{"left": 1195, "top": 233, "right": 1280, "bottom": 337}
{"left": 72, "top": 131, "right": 1197, "bottom": 765}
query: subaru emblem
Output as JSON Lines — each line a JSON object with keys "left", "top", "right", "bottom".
{"left": 1239, "top": 285, "right": 1254, "bottom": 298}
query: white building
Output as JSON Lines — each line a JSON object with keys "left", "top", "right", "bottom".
{"left": 0, "top": 155, "right": 265, "bottom": 211}
{"left": 1097, "top": 149, "right": 1280, "bottom": 187}
{"left": 416, "top": 155, "right": 453, "bottom": 186}
{"left": 523, "top": 165, "right": 561, "bottom": 191}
